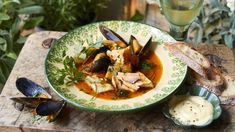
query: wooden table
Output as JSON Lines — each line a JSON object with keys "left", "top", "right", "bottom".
{"left": 1, "top": 3, "right": 235, "bottom": 132}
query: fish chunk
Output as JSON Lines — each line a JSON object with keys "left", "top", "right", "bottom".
{"left": 112, "top": 72, "right": 154, "bottom": 92}
{"left": 105, "top": 46, "right": 132, "bottom": 79}
{"left": 85, "top": 76, "right": 114, "bottom": 93}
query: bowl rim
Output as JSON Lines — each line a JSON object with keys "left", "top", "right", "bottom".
{"left": 44, "top": 20, "right": 188, "bottom": 112}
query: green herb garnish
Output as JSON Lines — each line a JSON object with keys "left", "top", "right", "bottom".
{"left": 140, "top": 61, "right": 155, "bottom": 70}
{"left": 58, "top": 56, "right": 84, "bottom": 85}
{"left": 117, "top": 89, "right": 129, "bottom": 98}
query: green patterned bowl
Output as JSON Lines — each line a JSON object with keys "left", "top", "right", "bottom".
{"left": 162, "top": 85, "right": 222, "bottom": 128}
{"left": 45, "top": 21, "right": 187, "bottom": 112}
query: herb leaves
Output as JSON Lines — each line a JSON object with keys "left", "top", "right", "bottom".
{"left": 140, "top": 60, "right": 155, "bottom": 70}
{"left": 58, "top": 56, "right": 84, "bottom": 85}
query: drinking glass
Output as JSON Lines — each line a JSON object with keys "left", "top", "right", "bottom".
{"left": 160, "top": 0, "right": 204, "bottom": 41}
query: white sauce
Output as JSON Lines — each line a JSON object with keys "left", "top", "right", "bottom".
{"left": 169, "top": 96, "right": 213, "bottom": 126}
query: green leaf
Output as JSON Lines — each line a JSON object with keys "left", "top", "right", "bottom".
{"left": 0, "top": 61, "right": 10, "bottom": 80}
{"left": 205, "top": 25, "right": 216, "bottom": 36}
{"left": 12, "top": 0, "right": 20, "bottom": 4}
{"left": 0, "top": 29, "right": 8, "bottom": 36}
{"left": 11, "top": 17, "right": 21, "bottom": 38}
{"left": 0, "top": 37, "right": 6, "bottom": 44}
{"left": 6, "top": 52, "right": 17, "bottom": 60}
{"left": 230, "top": 29, "right": 235, "bottom": 35}
{"left": 59, "top": 56, "right": 84, "bottom": 85}
{"left": 224, "top": 34, "right": 234, "bottom": 49}
{"left": 0, "top": 68, "right": 7, "bottom": 85}
{"left": 2, "top": 57, "right": 15, "bottom": 67}
{"left": 0, "top": 37, "right": 7, "bottom": 51}
{"left": 23, "top": 16, "right": 44, "bottom": 29}
{"left": 0, "top": 13, "right": 10, "bottom": 21}
{"left": 16, "top": 36, "right": 27, "bottom": 44}
{"left": 130, "top": 10, "right": 144, "bottom": 22}
{"left": 18, "top": 6, "right": 43, "bottom": 14}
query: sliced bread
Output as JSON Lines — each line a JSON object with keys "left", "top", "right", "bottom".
{"left": 165, "top": 42, "right": 211, "bottom": 79}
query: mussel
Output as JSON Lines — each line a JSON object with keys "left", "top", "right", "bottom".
{"left": 99, "top": 25, "right": 128, "bottom": 45}
{"left": 11, "top": 77, "right": 66, "bottom": 122}
{"left": 83, "top": 46, "right": 111, "bottom": 72}
{"left": 83, "top": 46, "right": 109, "bottom": 65}
{"left": 130, "top": 36, "right": 153, "bottom": 67}
{"left": 36, "top": 100, "right": 66, "bottom": 122}
{"left": 102, "top": 40, "right": 127, "bottom": 50}
{"left": 16, "top": 77, "right": 51, "bottom": 98}
{"left": 11, "top": 97, "right": 51, "bottom": 108}
{"left": 90, "top": 52, "right": 111, "bottom": 72}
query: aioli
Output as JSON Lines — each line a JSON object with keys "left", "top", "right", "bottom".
{"left": 169, "top": 96, "right": 213, "bottom": 126}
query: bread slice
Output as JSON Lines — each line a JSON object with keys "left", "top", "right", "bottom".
{"left": 192, "top": 68, "right": 225, "bottom": 95}
{"left": 219, "top": 74, "right": 235, "bottom": 105}
{"left": 165, "top": 42, "right": 211, "bottom": 79}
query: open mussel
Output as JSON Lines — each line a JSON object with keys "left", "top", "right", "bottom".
{"left": 16, "top": 77, "right": 51, "bottom": 98}
{"left": 99, "top": 25, "right": 128, "bottom": 45}
{"left": 36, "top": 100, "right": 66, "bottom": 122}
{"left": 83, "top": 46, "right": 109, "bottom": 65}
{"left": 11, "top": 77, "right": 66, "bottom": 122}
{"left": 130, "top": 36, "right": 153, "bottom": 67}
{"left": 139, "top": 37, "right": 153, "bottom": 58}
{"left": 83, "top": 46, "right": 111, "bottom": 72}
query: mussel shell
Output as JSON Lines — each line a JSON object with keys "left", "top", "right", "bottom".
{"left": 91, "top": 57, "right": 111, "bottom": 72}
{"left": 16, "top": 77, "right": 51, "bottom": 98}
{"left": 83, "top": 46, "right": 109, "bottom": 65}
{"left": 99, "top": 25, "right": 128, "bottom": 45}
{"left": 129, "top": 35, "right": 141, "bottom": 55}
{"left": 129, "top": 36, "right": 153, "bottom": 68}
{"left": 98, "top": 46, "right": 109, "bottom": 53}
{"left": 10, "top": 97, "right": 51, "bottom": 108}
{"left": 139, "top": 37, "right": 153, "bottom": 58}
{"left": 36, "top": 100, "right": 66, "bottom": 122}
{"left": 129, "top": 35, "right": 142, "bottom": 67}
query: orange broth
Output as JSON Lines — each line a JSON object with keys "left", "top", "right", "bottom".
{"left": 75, "top": 51, "right": 163, "bottom": 100}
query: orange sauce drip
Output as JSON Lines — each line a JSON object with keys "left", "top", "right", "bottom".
{"left": 76, "top": 51, "right": 163, "bottom": 100}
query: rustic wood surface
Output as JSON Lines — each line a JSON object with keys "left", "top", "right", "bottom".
{"left": 0, "top": 2, "right": 235, "bottom": 132}
{"left": 0, "top": 31, "right": 234, "bottom": 132}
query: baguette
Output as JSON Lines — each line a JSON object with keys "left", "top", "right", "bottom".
{"left": 165, "top": 42, "right": 211, "bottom": 79}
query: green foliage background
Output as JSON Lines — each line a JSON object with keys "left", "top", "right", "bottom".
{"left": 188, "top": 0, "right": 235, "bottom": 49}
{"left": 0, "top": 0, "right": 109, "bottom": 91}
{"left": 0, "top": 0, "right": 43, "bottom": 89}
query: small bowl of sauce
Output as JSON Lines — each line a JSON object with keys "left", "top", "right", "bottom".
{"left": 162, "top": 85, "right": 222, "bottom": 128}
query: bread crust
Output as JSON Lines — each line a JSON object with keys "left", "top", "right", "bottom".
{"left": 165, "top": 42, "right": 211, "bottom": 79}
